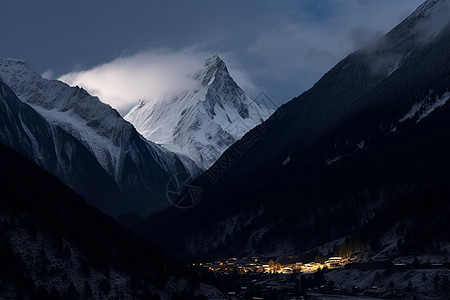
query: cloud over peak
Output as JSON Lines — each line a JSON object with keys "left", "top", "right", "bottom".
{"left": 59, "top": 49, "right": 259, "bottom": 115}
{"left": 59, "top": 49, "right": 203, "bottom": 115}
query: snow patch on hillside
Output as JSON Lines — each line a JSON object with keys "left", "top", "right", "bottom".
{"left": 400, "top": 92, "right": 450, "bottom": 123}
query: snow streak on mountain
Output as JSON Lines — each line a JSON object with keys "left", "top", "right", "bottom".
{"left": 124, "top": 55, "right": 274, "bottom": 169}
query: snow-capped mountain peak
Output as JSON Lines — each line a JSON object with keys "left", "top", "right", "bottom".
{"left": 199, "top": 55, "right": 227, "bottom": 85}
{"left": 125, "top": 55, "right": 274, "bottom": 169}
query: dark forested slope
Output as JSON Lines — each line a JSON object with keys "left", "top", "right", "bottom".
{"left": 0, "top": 142, "right": 220, "bottom": 299}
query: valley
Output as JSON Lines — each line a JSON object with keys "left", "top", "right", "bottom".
{"left": 0, "top": 0, "right": 449, "bottom": 299}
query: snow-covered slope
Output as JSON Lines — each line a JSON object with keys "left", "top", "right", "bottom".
{"left": 124, "top": 55, "right": 274, "bottom": 169}
{"left": 0, "top": 58, "right": 200, "bottom": 217}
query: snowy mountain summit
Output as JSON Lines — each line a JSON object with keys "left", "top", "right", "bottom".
{"left": 125, "top": 55, "right": 274, "bottom": 169}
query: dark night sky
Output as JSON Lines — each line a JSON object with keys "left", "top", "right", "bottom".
{"left": 0, "top": 0, "right": 423, "bottom": 113}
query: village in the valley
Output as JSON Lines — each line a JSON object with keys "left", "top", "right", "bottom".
{"left": 192, "top": 253, "right": 449, "bottom": 300}
{"left": 192, "top": 255, "right": 350, "bottom": 299}
{"left": 196, "top": 256, "right": 345, "bottom": 276}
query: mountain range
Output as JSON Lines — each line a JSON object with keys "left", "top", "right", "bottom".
{"left": 0, "top": 54, "right": 271, "bottom": 217}
{"left": 0, "top": 58, "right": 199, "bottom": 217}
{"left": 126, "top": 0, "right": 450, "bottom": 262}
{"left": 0, "top": 0, "right": 449, "bottom": 298}
{"left": 0, "top": 53, "right": 272, "bottom": 299}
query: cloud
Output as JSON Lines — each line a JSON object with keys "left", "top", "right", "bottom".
{"left": 247, "top": 20, "right": 353, "bottom": 96}
{"left": 50, "top": 0, "right": 425, "bottom": 109}
{"left": 59, "top": 49, "right": 205, "bottom": 115}
{"left": 349, "top": 24, "right": 384, "bottom": 50}
{"left": 59, "top": 48, "right": 260, "bottom": 115}
{"left": 355, "top": 0, "right": 450, "bottom": 76}
{"left": 244, "top": 0, "right": 424, "bottom": 98}
{"left": 41, "top": 69, "right": 54, "bottom": 80}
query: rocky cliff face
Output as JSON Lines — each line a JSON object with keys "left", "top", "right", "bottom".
{"left": 0, "top": 58, "right": 199, "bottom": 217}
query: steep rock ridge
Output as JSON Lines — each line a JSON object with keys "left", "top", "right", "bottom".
{"left": 0, "top": 59, "right": 199, "bottom": 217}
{"left": 0, "top": 79, "right": 126, "bottom": 215}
